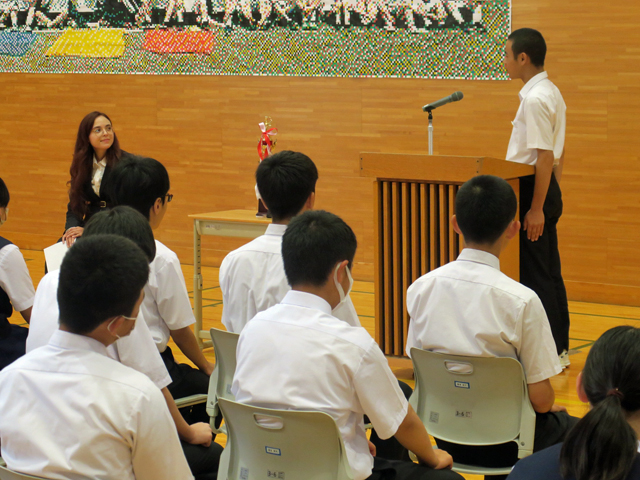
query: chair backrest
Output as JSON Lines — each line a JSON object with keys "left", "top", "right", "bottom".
{"left": 217, "top": 398, "right": 353, "bottom": 480}
{"left": 206, "top": 328, "right": 240, "bottom": 418}
{"left": 0, "top": 465, "right": 48, "bottom": 480}
{"left": 409, "top": 348, "right": 536, "bottom": 458}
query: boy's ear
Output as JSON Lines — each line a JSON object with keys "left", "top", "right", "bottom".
{"left": 306, "top": 191, "right": 315, "bottom": 210}
{"left": 505, "top": 219, "right": 521, "bottom": 240}
{"left": 451, "top": 215, "right": 463, "bottom": 235}
{"left": 576, "top": 372, "right": 588, "bottom": 403}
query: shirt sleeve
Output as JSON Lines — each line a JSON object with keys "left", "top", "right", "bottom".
{"left": 115, "top": 312, "right": 172, "bottom": 390}
{"left": 0, "top": 245, "right": 35, "bottom": 313}
{"left": 26, "top": 272, "right": 60, "bottom": 352}
{"left": 515, "top": 294, "right": 562, "bottom": 384}
{"left": 524, "top": 96, "right": 555, "bottom": 152}
{"left": 353, "top": 342, "right": 408, "bottom": 440}
{"left": 155, "top": 255, "right": 195, "bottom": 331}
{"left": 130, "top": 386, "right": 194, "bottom": 480}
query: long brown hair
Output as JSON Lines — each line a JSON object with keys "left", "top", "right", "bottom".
{"left": 68, "top": 111, "right": 122, "bottom": 220}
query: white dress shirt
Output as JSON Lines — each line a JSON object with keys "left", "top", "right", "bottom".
{"left": 219, "top": 223, "right": 361, "bottom": 333}
{"left": 0, "top": 330, "right": 193, "bottom": 480}
{"left": 232, "top": 291, "right": 407, "bottom": 480}
{"left": 27, "top": 270, "right": 172, "bottom": 390}
{"left": 506, "top": 71, "right": 566, "bottom": 166}
{"left": 91, "top": 155, "right": 107, "bottom": 196}
{"left": 0, "top": 242, "right": 35, "bottom": 313}
{"left": 406, "top": 248, "right": 561, "bottom": 384}
{"left": 143, "top": 240, "right": 195, "bottom": 352}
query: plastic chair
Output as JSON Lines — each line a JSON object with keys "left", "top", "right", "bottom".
{"left": 409, "top": 348, "right": 536, "bottom": 476}
{"left": 217, "top": 398, "right": 354, "bottom": 480}
{"left": 0, "top": 465, "right": 48, "bottom": 480}
{"left": 205, "top": 327, "right": 240, "bottom": 433}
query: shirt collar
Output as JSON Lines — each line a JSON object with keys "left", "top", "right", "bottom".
{"left": 93, "top": 155, "right": 107, "bottom": 168}
{"left": 280, "top": 290, "right": 333, "bottom": 315}
{"left": 265, "top": 223, "right": 288, "bottom": 237}
{"left": 48, "top": 330, "right": 110, "bottom": 357}
{"left": 519, "top": 71, "right": 549, "bottom": 100}
{"left": 456, "top": 248, "right": 500, "bottom": 270}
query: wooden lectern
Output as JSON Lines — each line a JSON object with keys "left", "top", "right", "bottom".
{"left": 360, "top": 153, "right": 535, "bottom": 357}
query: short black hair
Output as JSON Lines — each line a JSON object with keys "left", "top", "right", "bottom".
{"left": 58, "top": 235, "right": 149, "bottom": 335}
{"left": 508, "top": 28, "right": 546, "bottom": 67}
{"left": 0, "top": 178, "right": 9, "bottom": 208}
{"left": 455, "top": 175, "right": 517, "bottom": 245}
{"left": 84, "top": 206, "right": 156, "bottom": 263}
{"left": 256, "top": 151, "right": 318, "bottom": 222}
{"left": 282, "top": 210, "right": 357, "bottom": 287}
{"left": 109, "top": 156, "right": 170, "bottom": 220}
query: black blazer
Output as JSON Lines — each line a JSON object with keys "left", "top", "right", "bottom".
{"left": 64, "top": 151, "right": 131, "bottom": 232}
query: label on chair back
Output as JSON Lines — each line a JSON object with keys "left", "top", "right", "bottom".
{"left": 454, "top": 381, "right": 470, "bottom": 389}
{"left": 266, "top": 446, "right": 282, "bottom": 456}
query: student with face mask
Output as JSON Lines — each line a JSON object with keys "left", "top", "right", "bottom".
{"left": 0, "top": 177, "right": 35, "bottom": 370}
{"left": 233, "top": 210, "right": 461, "bottom": 480}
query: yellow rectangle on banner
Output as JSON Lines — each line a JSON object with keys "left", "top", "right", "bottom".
{"left": 46, "top": 29, "right": 125, "bottom": 58}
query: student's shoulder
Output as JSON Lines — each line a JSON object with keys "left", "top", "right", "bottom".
{"left": 508, "top": 443, "right": 562, "bottom": 480}
{"left": 152, "top": 240, "right": 180, "bottom": 267}
{"left": 493, "top": 271, "right": 541, "bottom": 305}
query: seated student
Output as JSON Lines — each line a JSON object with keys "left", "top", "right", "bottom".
{"left": 108, "top": 156, "right": 214, "bottom": 425}
{"left": 219, "top": 150, "right": 360, "bottom": 333}
{"left": 507, "top": 325, "right": 640, "bottom": 480}
{"left": 0, "top": 235, "right": 193, "bottom": 480}
{"left": 26, "top": 206, "right": 220, "bottom": 480}
{"left": 232, "top": 210, "right": 461, "bottom": 480}
{"left": 0, "top": 177, "right": 35, "bottom": 370}
{"left": 405, "top": 175, "right": 577, "bottom": 468}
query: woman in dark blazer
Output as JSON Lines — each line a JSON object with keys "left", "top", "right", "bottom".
{"left": 62, "top": 111, "right": 130, "bottom": 247}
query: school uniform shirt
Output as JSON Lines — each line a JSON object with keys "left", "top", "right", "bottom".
{"left": 219, "top": 223, "right": 361, "bottom": 333}
{"left": 405, "top": 248, "right": 561, "bottom": 385}
{"left": 0, "top": 330, "right": 193, "bottom": 480}
{"left": 232, "top": 291, "right": 408, "bottom": 480}
{"left": 0, "top": 241, "right": 35, "bottom": 314}
{"left": 142, "top": 240, "right": 195, "bottom": 353}
{"left": 26, "top": 270, "right": 172, "bottom": 390}
{"left": 506, "top": 71, "right": 566, "bottom": 166}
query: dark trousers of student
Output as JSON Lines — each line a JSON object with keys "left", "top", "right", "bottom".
{"left": 436, "top": 410, "right": 579, "bottom": 477}
{"left": 368, "top": 381, "right": 464, "bottom": 480}
{"left": 161, "top": 346, "right": 221, "bottom": 480}
{"left": 0, "top": 320, "right": 27, "bottom": 370}
{"left": 519, "top": 173, "right": 570, "bottom": 354}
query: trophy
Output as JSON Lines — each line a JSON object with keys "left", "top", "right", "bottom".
{"left": 256, "top": 117, "right": 278, "bottom": 217}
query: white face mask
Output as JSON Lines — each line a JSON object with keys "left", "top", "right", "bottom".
{"left": 0, "top": 207, "right": 7, "bottom": 227}
{"left": 333, "top": 263, "right": 353, "bottom": 306}
{"left": 107, "top": 314, "right": 136, "bottom": 340}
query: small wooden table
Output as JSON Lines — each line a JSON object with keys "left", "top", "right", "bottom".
{"left": 189, "top": 210, "right": 271, "bottom": 348}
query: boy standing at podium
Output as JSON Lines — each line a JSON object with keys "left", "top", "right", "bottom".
{"left": 504, "top": 27, "right": 570, "bottom": 367}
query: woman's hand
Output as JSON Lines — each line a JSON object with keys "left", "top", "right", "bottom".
{"left": 62, "top": 227, "right": 84, "bottom": 247}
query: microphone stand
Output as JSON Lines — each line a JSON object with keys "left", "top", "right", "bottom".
{"left": 425, "top": 108, "right": 434, "bottom": 155}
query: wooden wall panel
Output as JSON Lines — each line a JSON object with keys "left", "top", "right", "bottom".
{"left": 0, "top": 0, "right": 640, "bottom": 305}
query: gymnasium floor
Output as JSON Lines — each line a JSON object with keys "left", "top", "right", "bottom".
{"left": 12, "top": 249, "right": 640, "bottom": 479}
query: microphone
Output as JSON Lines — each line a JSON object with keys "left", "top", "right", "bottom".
{"left": 422, "top": 91, "right": 464, "bottom": 112}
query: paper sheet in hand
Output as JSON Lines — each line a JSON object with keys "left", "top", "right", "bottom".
{"left": 44, "top": 242, "right": 69, "bottom": 272}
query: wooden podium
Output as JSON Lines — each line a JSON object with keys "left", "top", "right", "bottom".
{"left": 360, "top": 153, "right": 535, "bottom": 357}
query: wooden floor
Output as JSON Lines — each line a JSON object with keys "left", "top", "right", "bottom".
{"left": 12, "top": 249, "right": 640, "bottom": 479}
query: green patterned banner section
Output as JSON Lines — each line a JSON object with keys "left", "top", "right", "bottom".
{"left": 0, "top": 0, "right": 510, "bottom": 79}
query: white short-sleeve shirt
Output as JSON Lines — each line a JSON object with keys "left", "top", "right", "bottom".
{"left": 0, "top": 242, "right": 35, "bottom": 313}
{"left": 143, "top": 240, "right": 196, "bottom": 352}
{"left": 0, "top": 331, "right": 193, "bottom": 480}
{"left": 219, "top": 223, "right": 361, "bottom": 333}
{"left": 232, "top": 291, "right": 407, "bottom": 480}
{"left": 405, "top": 248, "right": 561, "bottom": 385}
{"left": 27, "top": 270, "right": 172, "bottom": 390}
{"left": 506, "top": 71, "right": 566, "bottom": 166}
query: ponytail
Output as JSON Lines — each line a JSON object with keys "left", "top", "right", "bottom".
{"left": 560, "top": 326, "right": 640, "bottom": 480}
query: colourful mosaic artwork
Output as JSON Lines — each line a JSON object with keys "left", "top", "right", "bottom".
{"left": 0, "top": 0, "right": 510, "bottom": 78}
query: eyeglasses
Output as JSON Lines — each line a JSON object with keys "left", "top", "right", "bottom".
{"left": 91, "top": 125, "right": 113, "bottom": 135}
{"left": 165, "top": 194, "right": 173, "bottom": 203}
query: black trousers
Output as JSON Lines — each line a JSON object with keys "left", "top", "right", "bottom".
{"left": 0, "top": 322, "right": 28, "bottom": 370}
{"left": 181, "top": 439, "right": 223, "bottom": 480}
{"left": 161, "top": 346, "right": 211, "bottom": 425}
{"left": 435, "top": 410, "right": 579, "bottom": 469}
{"left": 368, "top": 457, "right": 463, "bottom": 480}
{"left": 519, "top": 173, "right": 570, "bottom": 354}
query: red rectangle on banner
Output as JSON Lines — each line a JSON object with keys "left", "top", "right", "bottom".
{"left": 142, "top": 30, "right": 215, "bottom": 54}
